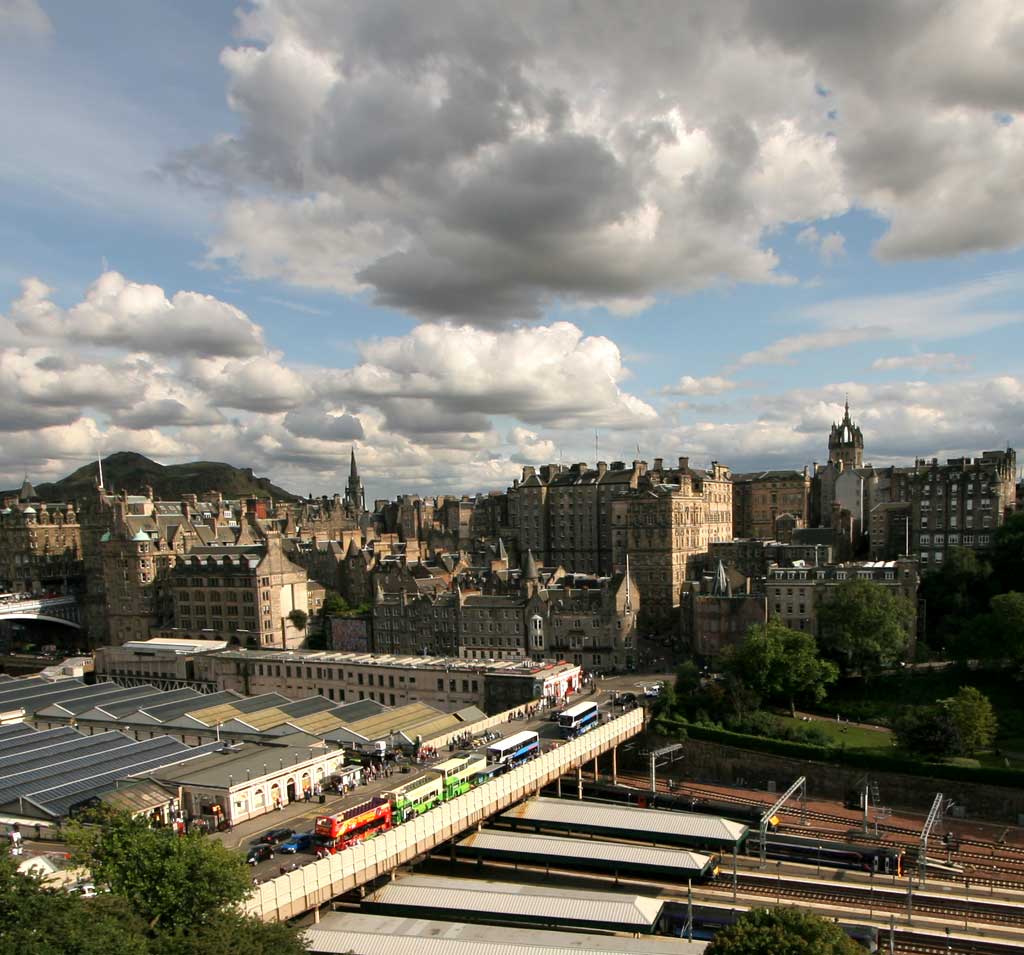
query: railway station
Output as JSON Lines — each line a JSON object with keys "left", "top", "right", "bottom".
{"left": 305, "top": 912, "right": 708, "bottom": 954}
{"left": 455, "top": 828, "right": 719, "bottom": 883}
{"left": 496, "top": 795, "right": 749, "bottom": 853}
{"left": 360, "top": 873, "right": 666, "bottom": 935}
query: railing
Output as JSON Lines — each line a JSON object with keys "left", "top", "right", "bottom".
{"left": 244, "top": 706, "right": 644, "bottom": 922}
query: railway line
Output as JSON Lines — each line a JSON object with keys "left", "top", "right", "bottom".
{"left": 611, "top": 773, "right": 1024, "bottom": 885}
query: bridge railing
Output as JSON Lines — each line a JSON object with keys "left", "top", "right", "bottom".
{"left": 243, "top": 705, "right": 644, "bottom": 922}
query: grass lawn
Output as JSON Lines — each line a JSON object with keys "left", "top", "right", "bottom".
{"left": 815, "top": 666, "right": 1024, "bottom": 751}
{"left": 775, "top": 714, "right": 894, "bottom": 751}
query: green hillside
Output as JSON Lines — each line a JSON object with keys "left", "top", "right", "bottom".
{"left": 11, "top": 452, "right": 301, "bottom": 503}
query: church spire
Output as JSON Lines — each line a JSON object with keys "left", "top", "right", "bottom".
{"left": 344, "top": 445, "right": 365, "bottom": 513}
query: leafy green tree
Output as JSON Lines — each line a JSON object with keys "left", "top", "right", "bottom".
{"left": 988, "top": 591, "right": 1024, "bottom": 663}
{"left": 320, "top": 590, "right": 350, "bottom": 618}
{"left": 287, "top": 608, "right": 308, "bottom": 630}
{"left": 0, "top": 854, "right": 150, "bottom": 955}
{"left": 919, "top": 547, "right": 993, "bottom": 653}
{"left": 725, "top": 621, "right": 838, "bottom": 717}
{"left": 705, "top": 907, "right": 862, "bottom": 954}
{"left": 816, "top": 578, "right": 914, "bottom": 675}
{"left": 893, "top": 704, "right": 957, "bottom": 757}
{"left": 149, "top": 911, "right": 305, "bottom": 955}
{"left": 943, "top": 685, "right": 998, "bottom": 756}
{"left": 66, "top": 810, "right": 251, "bottom": 932}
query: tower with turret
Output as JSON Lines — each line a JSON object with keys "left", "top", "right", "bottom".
{"left": 828, "top": 399, "right": 864, "bottom": 469}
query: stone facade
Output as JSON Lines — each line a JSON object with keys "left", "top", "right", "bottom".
{"left": 169, "top": 533, "right": 321, "bottom": 650}
{"left": 731, "top": 469, "right": 811, "bottom": 539}
{"left": 680, "top": 562, "right": 767, "bottom": 660}
{"left": 766, "top": 558, "right": 919, "bottom": 653}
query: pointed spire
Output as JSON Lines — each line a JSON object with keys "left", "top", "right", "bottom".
{"left": 523, "top": 549, "right": 539, "bottom": 581}
{"left": 345, "top": 536, "right": 361, "bottom": 558}
{"left": 350, "top": 445, "right": 359, "bottom": 478}
{"left": 713, "top": 559, "right": 731, "bottom": 597}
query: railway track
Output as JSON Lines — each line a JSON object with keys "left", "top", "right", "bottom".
{"left": 611, "top": 774, "right": 1024, "bottom": 886}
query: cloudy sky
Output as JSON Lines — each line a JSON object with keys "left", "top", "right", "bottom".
{"left": 2, "top": 0, "right": 1024, "bottom": 499}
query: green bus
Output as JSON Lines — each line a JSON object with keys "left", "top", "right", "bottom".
{"left": 433, "top": 753, "right": 486, "bottom": 800}
{"left": 383, "top": 772, "right": 444, "bottom": 823}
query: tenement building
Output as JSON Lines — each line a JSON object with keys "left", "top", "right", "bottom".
{"left": 680, "top": 561, "right": 767, "bottom": 661}
{"left": 372, "top": 551, "right": 639, "bottom": 673}
{"left": 731, "top": 469, "right": 811, "bottom": 540}
{"left": 0, "top": 478, "right": 82, "bottom": 594}
{"left": 766, "top": 558, "right": 919, "bottom": 655}
{"left": 908, "top": 450, "right": 1017, "bottom": 568}
{"left": 169, "top": 533, "right": 323, "bottom": 650}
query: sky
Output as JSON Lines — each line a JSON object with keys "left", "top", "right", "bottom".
{"left": 2, "top": 0, "right": 1024, "bottom": 501}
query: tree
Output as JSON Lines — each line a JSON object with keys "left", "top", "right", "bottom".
{"left": 66, "top": 809, "right": 252, "bottom": 932}
{"left": 319, "top": 590, "right": 350, "bottom": 618}
{"left": 991, "top": 510, "right": 1024, "bottom": 593}
{"left": 919, "top": 547, "right": 993, "bottom": 653}
{"left": 705, "top": 907, "right": 862, "bottom": 955}
{"left": 0, "top": 854, "right": 150, "bottom": 955}
{"left": 893, "top": 704, "right": 957, "bottom": 757}
{"left": 943, "top": 685, "right": 998, "bottom": 756}
{"left": 988, "top": 591, "right": 1024, "bottom": 663}
{"left": 149, "top": 911, "right": 305, "bottom": 955}
{"left": 725, "top": 621, "right": 838, "bottom": 717}
{"left": 816, "top": 578, "right": 914, "bottom": 675}
{"left": 287, "top": 608, "right": 308, "bottom": 631}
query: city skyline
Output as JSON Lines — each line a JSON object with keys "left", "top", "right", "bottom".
{"left": 2, "top": 1, "right": 1024, "bottom": 499}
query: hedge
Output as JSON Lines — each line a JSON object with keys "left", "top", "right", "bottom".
{"left": 659, "top": 718, "right": 1024, "bottom": 790}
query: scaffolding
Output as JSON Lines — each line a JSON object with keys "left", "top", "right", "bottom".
{"left": 760, "top": 775, "right": 807, "bottom": 864}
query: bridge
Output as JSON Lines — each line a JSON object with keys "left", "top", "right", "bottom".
{"left": 0, "top": 594, "right": 81, "bottom": 629}
{"left": 244, "top": 705, "right": 645, "bottom": 922}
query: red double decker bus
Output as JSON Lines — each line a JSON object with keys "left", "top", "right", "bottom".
{"left": 314, "top": 796, "right": 392, "bottom": 852}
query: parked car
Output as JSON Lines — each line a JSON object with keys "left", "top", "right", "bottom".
{"left": 278, "top": 832, "right": 314, "bottom": 854}
{"left": 66, "top": 882, "right": 98, "bottom": 898}
{"left": 246, "top": 844, "right": 275, "bottom": 865}
{"left": 257, "top": 827, "right": 294, "bottom": 845}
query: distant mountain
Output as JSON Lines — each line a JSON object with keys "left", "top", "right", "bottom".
{"left": 9, "top": 452, "right": 301, "bottom": 503}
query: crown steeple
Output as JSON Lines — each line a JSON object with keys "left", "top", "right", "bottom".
{"left": 828, "top": 399, "right": 864, "bottom": 468}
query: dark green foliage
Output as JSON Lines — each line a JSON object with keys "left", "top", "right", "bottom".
{"left": 991, "top": 511, "right": 1024, "bottom": 593}
{"left": 288, "top": 609, "right": 308, "bottom": 630}
{"left": 893, "top": 704, "right": 957, "bottom": 757}
{"left": 66, "top": 809, "right": 252, "bottom": 931}
{"left": 8, "top": 451, "right": 299, "bottom": 503}
{"left": 816, "top": 578, "right": 914, "bottom": 675}
{"left": 0, "top": 855, "right": 149, "bottom": 955}
{"left": 1, "top": 812, "right": 306, "bottom": 955}
{"left": 723, "top": 621, "right": 838, "bottom": 717}
{"left": 919, "top": 547, "right": 993, "bottom": 655}
{"left": 943, "top": 685, "right": 998, "bottom": 755}
{"left": 705, "top": 907, "right": 862, "bottom": 954}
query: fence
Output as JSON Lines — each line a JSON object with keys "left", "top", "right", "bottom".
{"left": 244, "top": 705, "right": 644, "bottom": 922}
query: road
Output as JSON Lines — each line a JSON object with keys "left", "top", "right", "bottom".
{"left": 235, "top": 686, "right": 657, "bottom": 882}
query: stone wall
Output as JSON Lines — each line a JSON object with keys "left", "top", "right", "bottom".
{"left": 629, "top": 734, "right": 1024, "bottom": 824}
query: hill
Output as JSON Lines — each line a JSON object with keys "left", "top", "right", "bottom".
{"left": 10, "top": 452, "right": 301, "bottom": 503}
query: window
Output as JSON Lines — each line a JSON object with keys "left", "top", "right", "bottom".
{"left": 437, "top": 679, "right": 444, "bottom": 691}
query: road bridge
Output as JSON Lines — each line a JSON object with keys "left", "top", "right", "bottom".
{"left": 0, "top": 594, "right": 81, "bottom": 629}
{"left": 244, "top": 705, "right": 645, "bottom": 922}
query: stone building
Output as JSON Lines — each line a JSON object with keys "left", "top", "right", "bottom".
{"left": 731, "top": 469, "right": 811, "bottom": 539}
{"left": 907, "top": 450, "right": 1017, "bottom": 569}
{"left": 680, "top": 561, "right": 767, "bottom": 661}
{"left": 705, "top": 539, "right": 834, "bottom": 582}
{"left": 829, "top": 399, "right": 864, "bottom": 469}
{"left": 0, "top": 478, "right": 82, "bottom": 595}
{"left": 169, "top": 533, "right": 322, "bottom": 650}
{"left": 371, "top": 550, "right": 638, "bottom": 673}
{"left": 766, "top": 559, "right": 919, "bottom": 652}
{"left": 614, "top": 461, "right": 732, "bottom": 632}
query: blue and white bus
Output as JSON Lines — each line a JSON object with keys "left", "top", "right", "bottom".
{"left": 557, "top": 700, "right": 600, "bottom": 739}
{"left": 486, "top": 730, "right": 540, "bottom": 768}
